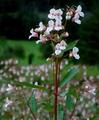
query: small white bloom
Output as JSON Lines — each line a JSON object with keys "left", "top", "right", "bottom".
{"left": 29, "top": 28, "right": 38, "bottom": 39}
{"left": 72, "top": 47, "right": 80, "bottom": 60}
{"left": 6, "top": 84, "right": 14, "bottom": 92}
{"left": 48, "top": 8, "right": 63, "bottom": 20}
{"left": 73, "top": 5, "right": 84, "bottom": 24}
{"left": 48, "top": 8, "right": 56, "bottom": 19}
{"left": 75, "top": 5, "right": 84, "bottom": 17}
{"left": 45, "top": 20, "right": 55, "bottom": 34}
{"left": 55, "top": 49, "right": 61, "bottom": 55}
{"left": 60, "top": 40, "right": 67, "bottom": 50}
{"left": 66, "top": 12, "right": 72, "bottom": 20}
{"left": 4, "top": 97, "right": 13, "bottom": 108}
{"left": 54, "top": 20, "right": 63, "bottom": 31}
{"left": 34, "top": 82, "right": 38, "bottom": 86}
{"left": 55, "top": 9, "right": 63, "bottom": 20}
{"left": 55, "top": 43, "right": 61, "bottom": 55}
{"left": 55, "top": 40, "right": 67, "bottom": 55}
{"left": 48, "top": 20, "right": 54, "bottom": 28}
{"left": 73, "top": 14, "right": 81, "bottom": 24}
{"left": 35, "top": 22, "right": 46, "bottom": 32}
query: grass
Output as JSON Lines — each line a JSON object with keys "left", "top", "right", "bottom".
{"left": 0, "top": 39, "right": 46, "bottom": 65}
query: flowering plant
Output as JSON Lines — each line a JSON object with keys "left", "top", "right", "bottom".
{"left": 29, "top": 5, "right": 84, "bottom": 120}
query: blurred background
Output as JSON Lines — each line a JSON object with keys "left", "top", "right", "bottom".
{"left": 0, "top": 0, "right": 99, "bottom": 65}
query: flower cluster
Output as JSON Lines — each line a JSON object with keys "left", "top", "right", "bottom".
{"left": 29, "top": 5, "right": 84, "bottom": 60}
{"left": 66, "top": 5, "right": 84, "bottom": 24}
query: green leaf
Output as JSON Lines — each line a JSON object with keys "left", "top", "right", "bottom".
{"left": 68, "top": 85, "right": 78, "bottom": 98}
{"left": 66, "top": 40, "right": 78, "bottom": 52}
{"left": 28, "top": 95, "right": 37, "bottom": 114}
{"left": 60, "top": 67, "right": 79, "bottom": 87}
{"left": 42, "top": 102, "right": 53, "bottom": 112}
{"left": 0, "top": 79, "right": 46, "bottom": 91}
{"left": 66, "top": 95, "right": 74, "bottom": 111}
{"left": 57, "top": 104, "right": 64, "bottom": 120}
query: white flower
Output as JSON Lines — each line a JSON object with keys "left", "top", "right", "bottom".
{"left": 48, "top": 8, "right": 56, "bottom": 19}
{"left": 72, "top": 47, "right": 80, "bottom": 59}
{"left": 55, "top": 43, "right": 62, "bottom": 55}
{"left": 55, "top": 40, "right": 67, "bottom": 55}
{"left": 35, "top": 22, "right": 46, "bottom": 32}
{"left": 6, "top": 84, "right": 14, "bottom": 92}
{"left": 73, "top": 5, "right": 84, "bottom": 24}
{"left": 48, "top": 20, "right": 54, "bottom": 30}
{"left": 55, "top": 9, "right": 63, "bottom": 20}
{"left": 54, "top": 20, "right": 64, "bottom": 31}
{"left": 75, "top": 5, "right": 84, "bottom": 17}
{"left": 66, "top": 12, "right": 72, "bottom": 20}
{"left": 55, "top": 49, "right": 62, "bottom": 55}
{"left": 29, "top": 28, "right": 38, "bottom": 39}
{"left": 60, "top": 40, "right": 67, "bottom": 50}
{"left": 73, "top": 14, "right": 81, "bottom": 24}
{"left": 4, "top": 97, "right": 13, "bottom": 108}
{"left": 48, "top": 8, "right": 63, "bottom": 21}
{"left": 45, "top": 20, "right": 55, "bottom": 35}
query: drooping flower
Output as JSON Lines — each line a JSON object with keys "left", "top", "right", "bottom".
{"left": 75, "top": 5, "right": 84, "bottom": 17}
{"left": 72, "top": 14, "right": 81, "bottom": 24}
{"left": 73, "top": 5, "right": 84, "bottom": 24}
{"left": 35, "top": 22, "right": 46, "bottom": 32}
{"left": 70, "top": 47, "right": 80, "bottom": 59}
{"left": 29, "top": 28, "right": 38, "bottom": 39}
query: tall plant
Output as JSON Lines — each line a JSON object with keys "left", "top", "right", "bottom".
{"left": 29, "top": 5, "right": 84, "bottom": 120}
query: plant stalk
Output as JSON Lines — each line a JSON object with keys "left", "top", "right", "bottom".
{"left": 54, "top": 58, "right": 60, "bottom": 120}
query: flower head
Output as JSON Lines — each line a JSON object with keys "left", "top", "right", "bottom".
{"left": 29, "top": 28, "right": 38, "bottom": 39}
{"left": 48, "top": 8, "right": 63, "bottom": 21}
{"left": 55, "top": 40, "right": 67, "bottom": 55}
{"left": 73, "top": 5, "right": 84, "bottom": 24}
{"left": 70, "top": 47, "right": 80, "bottom": 59}
{"left": 35, "top": 22, "right": 46, "bottom": 32}
{"left": 75, "top": 5, "right": 84, "bottom": 17}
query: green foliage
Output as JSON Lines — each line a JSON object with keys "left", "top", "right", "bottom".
{"left": 66, "top": 95, "right": 74, "bottom": 111}
{"left": 66, "top": 40, "right": 78, "bottom": 52}
{"left": 28, "top": 95, "right": 37, "bottom": 114}
{"left": 60, "top": 67, "right": 79, "bottom": 87}
{"left": 57, "top": 104, "right": 64, "bottom": 120}
{"left": 0, "top": 79, "right": 46, "bottom": 91}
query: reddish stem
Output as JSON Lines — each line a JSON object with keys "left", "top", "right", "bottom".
{"left": 54, "top": 58, "right": 60, "bottom": 120}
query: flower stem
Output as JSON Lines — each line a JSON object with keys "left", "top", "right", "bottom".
{"left": 54, "top": 58, "right": 60, "bottom": 120}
